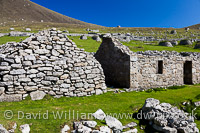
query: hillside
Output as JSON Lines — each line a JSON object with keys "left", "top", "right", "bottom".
{"left": 187, "top": 23, "right": 200, "bottom": 29}
{"left": 0, "top": 0, "right": 97, "bottom": 27}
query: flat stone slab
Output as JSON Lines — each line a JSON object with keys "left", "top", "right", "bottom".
{"left": 30, "top": 91, "right": 46, "bottom": 101}
{"left": 0, "top": 94, "right": 22, "bottom": 102}
{"left": 92, "top": 109, "right": 106, "bottom": 120}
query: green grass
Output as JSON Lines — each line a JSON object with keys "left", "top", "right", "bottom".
{"left": 0, "top": 36, "right": 28, "bottom": 45}
{"left": 123, "top": 41, "right": 200, "bottom": 53}
{"left": 0, "top": 85, "right": 199, "bottom": 132}
{"left": 196, "top": 94, "right": 200, "bottom": 100}
{"left": 68, "top": 36, "right": 200, "bottom": 53}
{"left": 68, "top": 36, "right": 101, "bottom": 52}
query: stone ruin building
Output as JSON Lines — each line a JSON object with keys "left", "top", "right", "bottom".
{"left": 95, "top": 37, "right": 200, "bottom": 90}
{"left": 0, "top": 28, "right": 200, "bottom": 102}
{"left": 0, "top": 29, "right": 107, "bottom": 102}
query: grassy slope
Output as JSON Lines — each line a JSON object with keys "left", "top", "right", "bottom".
{"left": 188, "top": 23, "right": 200, "bottom": 29}
{"left": 123, "top": 41, "right": 200, "bottom": 53}
{"left": 69, "top": 36, "right": 200, "bottom": 53}
{"left": 0, "top": 85, "right": 199, "bottom": 132}
{"left": 2, "top": 35, "right": 199, "bottom": 53}
{"left": 0, "top": 36, "right": 28, "bottom": 45}
{"left": 68, "top": 36, "right": 102, "bottom": 52}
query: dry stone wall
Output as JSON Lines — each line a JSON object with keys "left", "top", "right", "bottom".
{"left": 0, "top": 29, "right": 107, "bottom": 102}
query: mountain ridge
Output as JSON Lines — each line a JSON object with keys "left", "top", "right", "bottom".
{"left": 0, "top": 0, "right": 98, "bottom": 27}
{"left": 187, "top": 23, "right": 200, "bottom": 29}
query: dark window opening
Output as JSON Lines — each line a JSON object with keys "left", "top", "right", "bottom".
{"left": 157, "top": 60, "right": 163, "bottom": 74}
{"left": 4, "top": 86, "right": 8, "bottom": 92}
{"left": 184, "top": 61, "right": 193, "bottom": 84}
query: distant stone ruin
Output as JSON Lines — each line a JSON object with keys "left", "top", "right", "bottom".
{"left": 0, "top": 31, "right": 32, "bottom": 38}
{"left": 9, "top": 31, "right": 33, "bottom": 37}
{"left": 95, "top": 37, "right": 200, "bottom": 90}
{"left": 0, "top": 29, "right": 106, "bottom": 102}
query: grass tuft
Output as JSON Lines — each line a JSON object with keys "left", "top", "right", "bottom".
{"left": 145, "top": 88, "right": 167, "bottom": 93}
{"left": 168, "top": 85, "right": 186, "bottom": 90}
{"left": 196, "top": 94, "right": 200, "bottom": 100}
{"left": 0, "top": 36, "right": 28, "bottom": 45}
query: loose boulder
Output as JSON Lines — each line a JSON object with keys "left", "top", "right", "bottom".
{"left": 0, "top": 124, "right": 8, "bottom": 133}
{"left": 105, "top": 116, "right": 123, "bottom": 131}
{"left": 30, "top": 91, "right": 46, "bottom": 101}
{"left": 170, "top": 40, "right": 178, "bottom": 46}
{"left": 185, "top": 28, "right": 190, "bottom": 32}
{"left": 159, "top": 41, "right": 173, "bottom": 47}
{"left": 10, "top": 28, "right": 15, "bottom": 31}
{"left": 0, "top": 94, "right": 22, "bottom": 102}
{"left": 82, "top": 121, "right": 97, "bottom": 128}
{"left": 25, "top": 28, "right": 31, "bottom": 32}
{"left": 92, "top": 35, "right": 101, "bottom": 42}
{"left": 0, "top": 33, "right": 9, "bottom": 38}
{"left": 152, "top": 124, "right": 177, "bottom": 133}
{"left": 92, "top": 109, "right": 106, "bottom": 120}
{"left": 180, "top": 39, "right": 193, "bottom": 45}
{"left": 194, "top": 101, "right": 200, "bottom": 107}
{"left": 20, "top": 124, "right": 30, "bottom": 133}
{"left": 100, "top": 126, "right": 112, "bottom": 133}
{"left": 121, "top": 36, "right": 131, "bottom": 43}
{"left": 61, "top": 125, "right": 70, "bottom": 133}
{"left": 170, "top": 30, "right": 177, "bottom": 34}
{"left": 123, "top": 129, "right": 138, "bottom": 133}
{"left": 80, "top": 35, "right": 87, "bottom": 40}
{"left": 77, "top": 125, "right": 92, "bottom": 133}
{"left": 123, "top": 122, "right": 137, "bottom": 129}
{"left": 194, "top": 42, "right": 200, "bottom": 49}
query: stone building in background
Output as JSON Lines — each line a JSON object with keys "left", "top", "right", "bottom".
{"left": 0, "top": 29, "right": 106, "bottom": 102}
{"left": 95, "top": 37, "right": 200, "bottom": 90}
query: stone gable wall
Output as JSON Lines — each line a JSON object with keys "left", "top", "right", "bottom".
{"left": 0, "top": 29, "right": 106, "bottom": 102}
{"left": 95, "top": 37, "right": 132, "bottom": 88}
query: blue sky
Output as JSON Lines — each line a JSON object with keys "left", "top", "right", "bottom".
{"left": 31, "top": 0, "right": 200, "bottom": 28}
